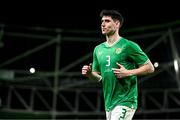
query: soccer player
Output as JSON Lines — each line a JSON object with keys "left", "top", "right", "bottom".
{"left": 82, "top": 9, "right": 155, "bottom": 120}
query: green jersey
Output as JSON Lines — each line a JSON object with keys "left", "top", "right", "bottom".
{"left": 92, "top": 37, "right": 149, "bottom": 111}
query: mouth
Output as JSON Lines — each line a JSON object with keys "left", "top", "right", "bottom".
{"left": 102, "top": 28, "right": 106, "bottom": 31}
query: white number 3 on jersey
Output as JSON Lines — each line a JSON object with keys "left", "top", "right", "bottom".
{"left": 106, "top": 55, "right": 110, "bottom": 66}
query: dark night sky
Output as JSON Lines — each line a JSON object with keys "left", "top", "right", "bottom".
{"left": 0, "top": 2, "right": 180, "bottom": 30}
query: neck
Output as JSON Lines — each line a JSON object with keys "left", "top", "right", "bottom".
{"left": 106, "top": 32, "right": 121, "bottom": 46}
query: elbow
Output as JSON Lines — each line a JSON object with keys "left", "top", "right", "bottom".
{"left": 150, "top": 66, "right": 155, "bottom": 73}
{"left": 144, "top": 62, "right": 155, "bottom": 74}
{"left": 149, "top": 64, "right": 155, "bottom": 73}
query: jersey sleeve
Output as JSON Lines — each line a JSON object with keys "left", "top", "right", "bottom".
{"left": 92, "top": 47, "right": 100, "bottom": 72}
{"left": 128, "top": 41, "right": 149, "bottom": 66}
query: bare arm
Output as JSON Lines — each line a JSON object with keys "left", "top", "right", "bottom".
{"left": 82, "top": 63, "right": 102, "bottom": 82}
{"left": 128, "top": 60, "right": 155, "bottom": 76}
{"left": 112, "top": 61, "right": 155, "bottom": 78}
{"left": 88, "top": 71, "right": 102, "bottom": 82}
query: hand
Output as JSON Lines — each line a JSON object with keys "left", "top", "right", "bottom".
{"left": 112, "top": 62, "right": 129, "bottom": 79}
{"left": 82, "top": 63, "right": 92, "bottom": 77}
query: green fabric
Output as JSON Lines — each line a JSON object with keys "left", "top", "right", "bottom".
{"left": 92, "top": 37, "right": 149, "bottom": 111}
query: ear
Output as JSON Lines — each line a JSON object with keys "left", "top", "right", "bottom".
{"left": 115, "top": 20, "right": 120, "bottom": 29}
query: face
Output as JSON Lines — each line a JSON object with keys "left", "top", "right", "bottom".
{"left": 101, "top": 16, "right": 119, "bottom": 36}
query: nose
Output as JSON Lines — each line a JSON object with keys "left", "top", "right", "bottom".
{"left": 101, "top": 22, "right": 105, "bottom": 27}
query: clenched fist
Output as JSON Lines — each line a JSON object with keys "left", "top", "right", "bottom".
{"left": 82, "top": 63, "right": 92, "bottom": 77}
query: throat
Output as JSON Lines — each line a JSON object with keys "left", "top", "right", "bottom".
{"left": 107, "top": 39, "right": 117, "bottom": 46}
{"left": 106, "top": 37, "right": 121, "bottom": 47}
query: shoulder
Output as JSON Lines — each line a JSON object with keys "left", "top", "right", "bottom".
{"left": 121, "top": 38, "right": 142, "bottom": 52}
{"left": 94, "top": 42, "right": 106, "bottom": 49}
{"left": 122, "top": 38, "right": 140, "bottom": 48}
{"left": 120, "top": 37, "right": 138, "bottom": 47}
{"left": 92, "top": 42, "right": 106, "bottom": 54}
{"left": 123, "top": 38, "right": 138, "bottom": 45}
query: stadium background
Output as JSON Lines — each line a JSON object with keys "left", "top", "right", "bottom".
{"left": 0, "top": 2, "right": 180, "bottom": 119}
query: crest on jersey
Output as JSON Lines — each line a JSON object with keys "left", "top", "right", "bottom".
{"left": 115, "top": 48, "right": 122, "bottom": 54}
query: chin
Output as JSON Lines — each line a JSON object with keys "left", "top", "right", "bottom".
{"left": 102, "top": 32, "right": 106, "bottom": 35}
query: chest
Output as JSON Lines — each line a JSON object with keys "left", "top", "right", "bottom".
{"left": 96, "top": 47, "right": 127, "bottom": 67}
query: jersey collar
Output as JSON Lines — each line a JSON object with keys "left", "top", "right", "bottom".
{"left": 105, "top": 37, "right": 122, "bottom": 47}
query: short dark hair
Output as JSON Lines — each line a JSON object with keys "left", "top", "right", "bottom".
{"left": 100, "top": 9, "right": 124, "bottom": 26}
